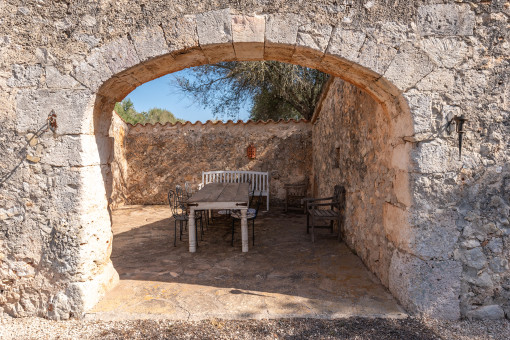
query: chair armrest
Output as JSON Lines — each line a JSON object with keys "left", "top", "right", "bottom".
{"left": 307, "top": 202, "right": 337, "bottom": 208}
{"left": 304, "top": 196, "right": 334, "bottom": 203}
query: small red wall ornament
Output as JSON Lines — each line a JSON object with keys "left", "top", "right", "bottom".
{"left": 247, "top": 144, "right": 256, "bottom": 159}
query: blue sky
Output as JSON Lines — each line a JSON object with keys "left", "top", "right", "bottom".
{"left": 124, "top": 68, "right": 251, "bottom": 123}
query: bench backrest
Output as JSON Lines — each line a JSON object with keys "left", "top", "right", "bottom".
{"left": 202, "top": 170, "right": 270, "bottom": 210}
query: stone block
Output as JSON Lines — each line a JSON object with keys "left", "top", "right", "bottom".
{"left": 416, "top": 69, "right": 455, "bottom": 92}
{"left": 417, "top": 4, "right": 475, "bottom": 37}
{"left": 45, "top": 66, "right": 82, "bottom": 89}
{"left": 7, "top": 64, "right": 43, "bottom": 88}
{"left": 411, "top": 140, "right": 462, "bottom": 174}
{"left": 292, "top": 22, "right": 332, "bottom": 68}
{"left": 41, "top": 135, "right": 112, "bottom": 167}
{"left": 420, "top": 37, "right": 471, "bottom": 68}
{"left": 383, "top": 203, "right": 413, "bottom": 253}
{"left": 357, "top": 38, "right": 397, "bottom": 76}
{"left": 73, "top": 52, "right": 113, "bottom": 93}
{"left": 264, "top": 14, "right": 299, "bottom": 61}
{"left": 389, "top": 250, "right": 461, "bottom": 319}
{"left": 232, "top": 15, "right": 265, "bottom": 60}
{"left": 161, "top": 15, "right": 199, "bottom": 52}
{"left": 403, "top": 89, "right": 433, "bottom": 134}
{"left": 100, "top": 37, "right": 140, "bottom": 75}
{"left": 15, "top": 89, "right": 95, "bottom": 135}
{"left": 196, "top": 9, "right": 232, "bottom": 46}
{"left": 384, "top": 44, "right": 436, "bottom": 91}
{"left": 326, "top": 27, "right": 366, "bottom": 62}
{"left": 393, "top": 170, "right": 412, "bottom": 207}
{"left": 130, "top": 27, "right": 169, "bottom": 62}
{"left": 466, "top": 305, "right": 505, "bottom": 320}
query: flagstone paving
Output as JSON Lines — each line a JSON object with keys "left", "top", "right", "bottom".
{"left": 88, "top": 205, "right": 406, "bottom": 321}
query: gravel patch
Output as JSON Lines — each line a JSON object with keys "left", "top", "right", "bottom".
{"left": 1, "top": 316, "right": 509, "bottom": 339}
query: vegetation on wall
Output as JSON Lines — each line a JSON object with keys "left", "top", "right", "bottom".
{"left": 114, "top": 99, "right": 185, "bottom": 125}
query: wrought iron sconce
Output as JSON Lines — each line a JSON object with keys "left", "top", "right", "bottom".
{"left": 47, "top": 110, "right": 57, "bottom": 132}
{"left": 447, "top": 114, "right": 468, "bottom": 159}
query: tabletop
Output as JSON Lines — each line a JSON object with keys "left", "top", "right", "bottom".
{"left": 188, "top": 182, "right": 249, "bottom": 204}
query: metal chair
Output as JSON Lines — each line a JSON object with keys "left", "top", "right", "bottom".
{"left": 231, "top": 191, "right": 262, "bottom": 246}
{"left": 305, "top": 185, "right": 346, "bottom": 242}
{"left": 168, "top": 189, "right": 203, "bottom": 247}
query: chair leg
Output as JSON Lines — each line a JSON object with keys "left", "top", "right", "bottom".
{"left": 252, "top": 219, "right": 255, "bottom": 246}
{"left": 231, "top": 219, "right": 235, "bottom": 246}
{"left": 174, "top": 219, "right": 177, "bottom": 247}
{"left": 330, "top": 220, "right": 334, "bottom": 233}
{"left": 337, "top": 215, "right": 342, "bottom": 242}
{"left": 200, "top": 216, "right": 204, "bottom": 241}
{"left": 311, "top": 215, "right": 315, "bottom": 243}
{"left": 179, "top": 220, "right": 183, "bottom": 241}
{"left": 306, "top": 213, "right": 310, "bottom": 234}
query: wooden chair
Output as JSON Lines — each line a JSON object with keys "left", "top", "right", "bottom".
{"left": 168, "top": 189, "right": 203, "bottom": 247}
{"left": 231, "top": 192, "right": 262, "bottom": 246}
{"left": 306, "top": 185, "right": 346, "bottom": 242}
{"left": 284, "top": 179, "right": 308, "bottom": 213}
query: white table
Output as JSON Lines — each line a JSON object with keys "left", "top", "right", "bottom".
{"left": 187, "top": 182, "right": 250, "bottom": 252}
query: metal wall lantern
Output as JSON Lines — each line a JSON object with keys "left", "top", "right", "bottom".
{"left": 447, "top": 114, "right": 469, "bottom": 159}
{"left": 247, "top": 144, "right": 256, "bottom": 159}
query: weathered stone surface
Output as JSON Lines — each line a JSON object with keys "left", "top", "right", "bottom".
{"left": 7, "top": 64, "right": 42, "bottom": 88}
{"left": 417, "top": 4, "right": 475, "bottom": 37}
{"left": 161, "top": 15, "right": 199, "bottom": 52}
{"left": 130, "top": 27, "right": 169, "bottom": 62}
{"left": 389, "top": 251, "right": 461, "bottom": 319}
{"left": 196, "top": 8, "right": 232, "bottom": 46}
{"left": 100, "top": 37, "right": 140, "bottom": 75}
{"left": 73, "top": 52, "right": 113, "bottom": 93}
{"left": 420, "top": 37, "right": 471, "bottom": 68}
{"left": 45, "top": 66, "right": 82, "bottom": 89}
{"left": 264, "top": 14, "right": 299, "bottom": 61}
{"left": 384, "top": 44, "right": 436, "bottom": 91}
{"left": 326, "top": 27, "right": 365, "bottom": 63}
{"left": 415, "top": 69, "right": 455, "bottom": 92}
{"left": 15, "top": 89, "right": 95, "bottom": 135}
{"left": 232, "top": 15, "right": 265, "bottom": 60}
{"left": 466, "top": 305, "right": 505, "bottom": 320}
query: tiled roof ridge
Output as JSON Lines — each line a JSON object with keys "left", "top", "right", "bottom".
{"left": 120, "top": 115, "right": 310, "bottom": 128}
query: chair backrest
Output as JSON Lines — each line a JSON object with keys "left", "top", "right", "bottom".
{"left": 168, "top": 190, "right": 181, "bottom": 216}
{"left": 184, "top": 181, "right": 193, "bottom": 197}
{"left": 175, "top": 184, "right": 187, "bottom": 203}
{"left": 333, "top": 185, "right": 346, "bottom": 210}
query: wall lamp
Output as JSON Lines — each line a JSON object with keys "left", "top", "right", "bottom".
{"left": 447, "top": 115, "right": 469, "bottom": 159}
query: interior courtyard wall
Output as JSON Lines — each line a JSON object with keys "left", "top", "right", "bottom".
{"left": 312, "top": 77, "right": 396, "bottom": 290}
{"left": 0, "top": 0, "right": 508, "bottom": 320}
{"left": 109, "top": 116, "right": 312, "bottom": 207}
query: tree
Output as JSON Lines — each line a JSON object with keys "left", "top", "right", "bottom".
{"left": 173, "top": 61, "right": 329, "bottom": 121}
{"left": 114, "top": 99, "right": 184, "bottom": 125}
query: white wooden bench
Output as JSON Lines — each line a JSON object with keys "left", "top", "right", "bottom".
{"left": 201, "top": 170, "right": 270, "bottom": 211}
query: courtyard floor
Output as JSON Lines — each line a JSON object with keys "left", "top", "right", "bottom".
{"left": 88, "top": 205, "right": 405, "bottom": 321}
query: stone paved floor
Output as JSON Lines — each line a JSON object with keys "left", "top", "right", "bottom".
{"left": 88, "top": 205, "right": 406, "bottom": 321}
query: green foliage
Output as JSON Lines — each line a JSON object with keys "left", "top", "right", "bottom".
{"left": 114, "top": 99, "right": 184, "bottom": 125}
{"left": 174, "top": 61, "right": 329, "bottom": 121}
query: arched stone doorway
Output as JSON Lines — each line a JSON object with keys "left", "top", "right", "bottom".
{"left": 6, "top": 3, "right": 505, "bottom": 321}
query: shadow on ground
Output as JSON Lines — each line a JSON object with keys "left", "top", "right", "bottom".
{"left": 89, "top": 205, "right": 405, "bottom": 321}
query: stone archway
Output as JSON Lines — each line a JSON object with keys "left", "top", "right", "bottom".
{"left": 4, "top": 3, "right": 506, "bottom": 321}
{"left": 82, "top": 10, "right": 428, "bottom": 319}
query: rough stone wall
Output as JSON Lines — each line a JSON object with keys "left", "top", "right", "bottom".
{"left": 313, "top": 77, "right": 397, "bottom": 290}
{"left": 111, "top": 118, "right": 312, "bottom": 206}
{"left": 109, "top": 113, "right": 130, "bottom": 208}
{"left": 0, "top": 0, "right": 508, "bottom": 320}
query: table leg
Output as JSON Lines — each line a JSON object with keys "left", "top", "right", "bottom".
{"left": 189, "top": 208, "right": 196, "bottom": 252}
{"left": 241, "top": 209, "right": 248, "bottom": 252}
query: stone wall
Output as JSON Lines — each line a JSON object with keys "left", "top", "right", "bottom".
{"left": 110, "top": 117, "right": 312, "bottom": 207}
{"left": 313, "top": 77, "right": 398, "bottom": 288}
{"left": 313, "top": 75, "right": 509, "bottom": 320}
{"left": 1, "top": 0, "right": 509, "bottom": 320}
